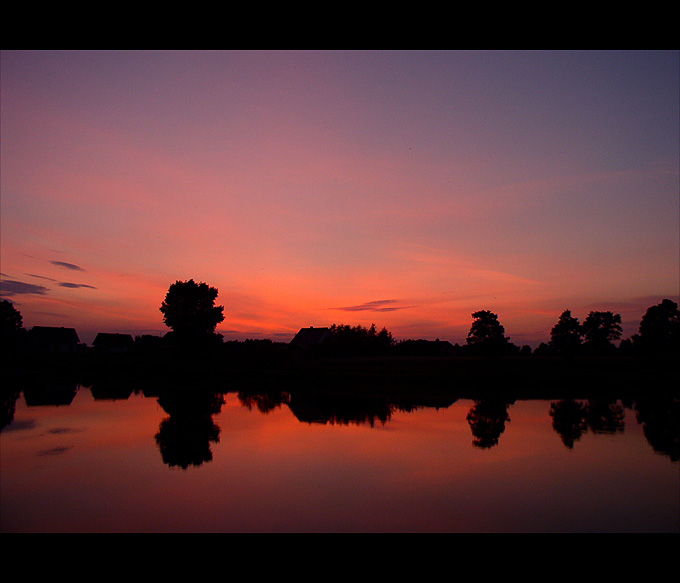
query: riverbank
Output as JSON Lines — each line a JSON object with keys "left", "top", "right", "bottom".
{"left": 4, "top": 348, "right": 677, "bottom": 402}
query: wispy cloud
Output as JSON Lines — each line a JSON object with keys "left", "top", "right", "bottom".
{"left": 26, "top": 273, "right": 57, "bottom": 281}
{"left": 0, "top": 273, "right": 96, "bottom": 297}
{"left": 333, "top": 299, "right": 414, "bottom": 312}
{"left": 50, "top": 261, "right": 85, "bottom": 271}
{"left": 0, "top": 279, "right": 49, "bottom": 296}
{"left": 58, "top": 282, "right": 97, "bottom": 290}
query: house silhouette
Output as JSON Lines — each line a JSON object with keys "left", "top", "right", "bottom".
{"left": 28, "top": 326, "right": 80, "bottom": 353}
{"left": 290, "top": 327, "right": 331, "bottom": 351}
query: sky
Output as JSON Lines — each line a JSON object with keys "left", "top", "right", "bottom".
{"left": 1, "top": 50, "right": 678, "bottom": 347}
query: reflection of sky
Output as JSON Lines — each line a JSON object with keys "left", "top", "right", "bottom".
{"left": 1, "top": 50, "right": 678, "bottom": 345}
{"left": 2, "top": 394, "right": 678, "bottom": 532}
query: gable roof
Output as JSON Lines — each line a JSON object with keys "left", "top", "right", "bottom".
{"left": 290, "top": 327, "right": 331, "bottom": 349}
{"left": 29, "top": 326, "right": 80, "bottom": 345}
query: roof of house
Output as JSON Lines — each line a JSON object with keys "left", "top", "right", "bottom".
{"left": 29, "top": 326, "right": 80, "bottom": 344}
{"left": 290, "top": 327, "right": 331, "bottom": 349}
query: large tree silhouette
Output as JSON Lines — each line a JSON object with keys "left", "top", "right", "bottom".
{"left": 582, "top": 311, "right": 622, "bottom": 355}
{"left": 636, "top": 299, "right": 680, "bottom": 356}
{"left": 1, "top": 300, "right": 23, "bottom": 335}
{"left": 160, "top": 279, "right": 224, "bottom": 345}
{"left": 549, "top": 310, "right": 583, "bottom": 356}
{"left": 1, "top": 300, "right": 25, "bottom": 350}
{"left": 466, "top": 310, "right": 510, "bottom": 355}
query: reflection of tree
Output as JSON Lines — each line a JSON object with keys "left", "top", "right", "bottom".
{"left": 466, "top": 399, "right": 511, "bottom": 448}
{"left": 550, "top": 399, "right": 588, "bottom": 448}
{"left": 155, "top": 390, "right": 225, "bottom": 469}
{"left": 0, "top": 385, "right": 21, "bottom": 431}
{"left": 287, "top": 392, "right": 394, "bottom": 427}
{"left": 583, "top": 398, "right": 625, "bottom": 434}
{"left": 635, "top": 397, "right": 680, "bottom": 462}
{"left": 238, "top": 387, "right": 289, "bottom": 414}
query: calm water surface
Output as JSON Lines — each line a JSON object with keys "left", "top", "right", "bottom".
{"left": 1, "top": 380, "right": 678, "bottom": 532}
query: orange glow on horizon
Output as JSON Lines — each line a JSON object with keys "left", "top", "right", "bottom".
{"left": 2, "top": 51, "right": 678, "bottom": 347}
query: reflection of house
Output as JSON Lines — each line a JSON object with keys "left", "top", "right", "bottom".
{"left": 22, "top": 380, "right": 78, "bottom": 406}
{"left": 93, "top": 333, "right": 135, "bottom": 353}
{"left": 89, "top": 383, "right": 133, "bottom": 400}
{"left": 28, "top": 326, "right": 80, "bottom": 353}
{"left": 290, "top": 327, "right": 331, "bottom": 351}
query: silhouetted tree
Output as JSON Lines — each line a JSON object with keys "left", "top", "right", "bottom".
{"left": 618, "top": 337, "right": 634, "bottom": 355}
{"left": 160, "top": 279, "right": 224, "bottom": 348}
{"left": 582, "top": 311, "right": 622, "bottom": 355}
{"left": 1, "top": 300, "right": 23, "bottom": 333}
{"left": 1, "top": 300, "right": 26, "bottom": 351}
{"left": 637, "top": 299, "right": 680, "bottom": 356}
{"left": 549, "top": 310, "right": 583, "bottom": 356}
{"left": 393, "top": 338, "right": 455, "bottom": 357}
{"left": 321, "top": 323, "right": 394, "bottom": 357}
{"left": 466, "top": 310, "right": 511, "bottom": 356}
{"left": 533, "top": 342, "right": 551, "bottom": 356}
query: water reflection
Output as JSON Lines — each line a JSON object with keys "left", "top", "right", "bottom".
{"left": 2, "top": 375, "right": 679, "bottom": 467}
{"left": 549, "top": 398, "right": 627, "bottom": 449}
{"left": 287, "top": 390, "right": 394, "bottom": 427}
{"left": 466, "top": 399, "right": 512, "bottom": 449}
{"left": 90, "top": 381, "right": 133, "bottom": 401}
{"left": 155, "top": 389, "right": 225, "bottom": 470}
{"left": 235, "top": 382, "right": 458, "bottom": 428}
{"left": 635, "top": 396, "right": 680, "bottom": 462}
{"left": 584, "top": 398, "right": 626, "bottom": 435}
{"left": 23, "top": 378, "right": 78, "bottom": 407}
{"left": 549, "top": 399, "right": 588, "bottom": 448}
{"left": 238, "top": 385, "right": 289, "bottom": 415}
{"left": 1, "top": 386, "right": 21, "bottom": 431}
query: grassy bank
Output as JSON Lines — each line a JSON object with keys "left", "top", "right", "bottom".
{"left": 5, "top": 349, "right": 677, "bottom": 402}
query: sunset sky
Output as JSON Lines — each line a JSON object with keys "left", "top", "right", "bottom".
{"left": 1, "top": 50, "right": 678, "bottom": 346}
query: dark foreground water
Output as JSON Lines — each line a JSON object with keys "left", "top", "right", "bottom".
{"left": 1, "top": 378, "right": 678, "bottom": 532}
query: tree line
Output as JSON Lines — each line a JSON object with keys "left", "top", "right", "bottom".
{"left": 2, "top": 278, "right": 679, "bottom": 359}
